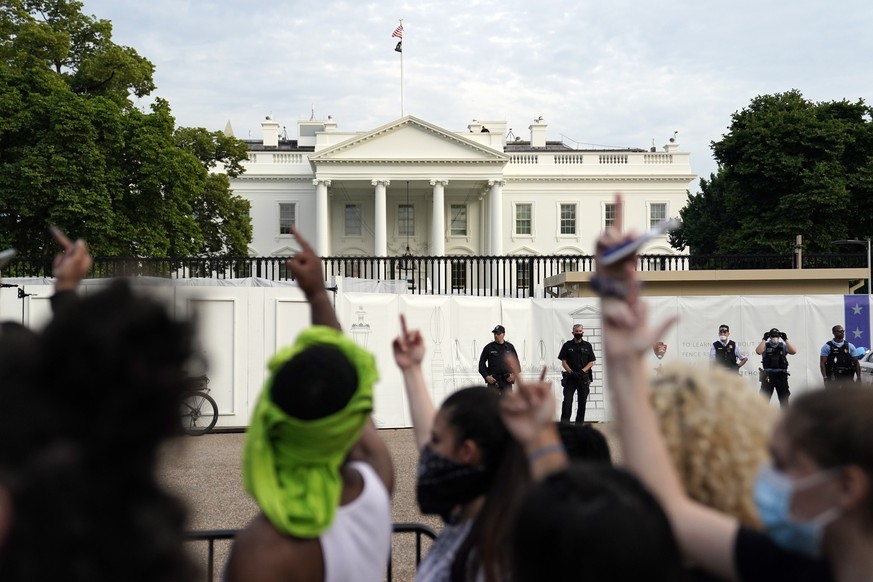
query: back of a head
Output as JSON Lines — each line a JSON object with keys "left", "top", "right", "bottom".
{"left": 441, "top": 387, "right": 510, "bottom": 477}
{"left": 1, "top": 280, "right": 198, "bottom": 582}
{"left": 650, "top": 362, "right": 775, "bottom": 526}
{"left": 785, "top": 388, "right": 873, "bottom": 525}
{"left": 271, "top": 345, "right": 357, "bottom": 420}
{"left": 557, "top": 422, "right": 612, "bottom": 464}
{"left": 513, "top": 463, "right": 682, "bottom": 582}
{"left": 38, "top": 280, "right": 195, "bottom": 457}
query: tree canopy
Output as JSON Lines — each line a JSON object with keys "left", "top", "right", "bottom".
{"left": 0, "top": 0, "right": 252, "bottom": 257}
{"left": 670, "top": 90, "right": 873, "bottom": 254}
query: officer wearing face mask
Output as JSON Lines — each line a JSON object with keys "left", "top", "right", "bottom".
{"left": 755, "top": 328, "right": 797, "bottom": 408}
{"left": 558, "top": 324, "right": 596, "bottom": 423}
{"left": 710, "top": 324, "right": 748, "bottom": 372}
{"left": 478, "top": 325, "right": 519, "bottom": 393}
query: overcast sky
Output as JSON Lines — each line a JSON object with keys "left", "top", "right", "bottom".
{"left": 79, "top": 0, "right": 873, "bottom": 189}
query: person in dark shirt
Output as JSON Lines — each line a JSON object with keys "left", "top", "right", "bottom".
{"left": 557, "top": 324, "right": 596, "bottom": 423}
{"left": 478, "top": 325, "right": 518, "bottom": 393}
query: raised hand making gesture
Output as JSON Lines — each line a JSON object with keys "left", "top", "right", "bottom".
{"left": 50, "top": 226, "right": 92, "bottom": 292}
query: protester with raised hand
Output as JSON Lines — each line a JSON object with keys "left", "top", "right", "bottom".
{"left": 392, "top": 314, "right": 528, "bottom": 582}
{"left": 597, "top": 194, "right": 873, "bottom": 582}
{"left": 227, "top": 226, "right": 393, "bottom": 582}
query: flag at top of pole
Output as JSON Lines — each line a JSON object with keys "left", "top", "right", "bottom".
{"left": 393, "top": 20, "right": 404, "bottom": 116}
{"left": 392, "top": 22, "right": 403, "bottom": 52}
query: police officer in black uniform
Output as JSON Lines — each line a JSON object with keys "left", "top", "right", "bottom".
{"left": 558, "top": 324, "right": 596, "bottom": 423}
{"left": 755, "top": 328, "right": 797, "bottom": 408}
{"left": 709, "top": 324, "right": 748, "bottom": 372}
{"left": 478, "top": 325, "right": 519, "bottom": 393}
{"left": 820, "top": 325, "right": 861, "bottom": 384}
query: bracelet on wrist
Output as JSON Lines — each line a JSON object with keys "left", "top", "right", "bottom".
{"left": 528, "top": 443, "right": 565, "bottom": 462}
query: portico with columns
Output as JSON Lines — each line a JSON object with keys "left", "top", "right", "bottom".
{"left": 306, "top": 116, "right": 509, "bottom": 258}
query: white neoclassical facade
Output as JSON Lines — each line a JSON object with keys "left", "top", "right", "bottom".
{"left": 230, "top": 115, "right": 696, "bottom": 258}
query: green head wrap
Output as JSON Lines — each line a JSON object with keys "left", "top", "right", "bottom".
{"left": 243, "top": 325, "right": 377, "bottom": 538}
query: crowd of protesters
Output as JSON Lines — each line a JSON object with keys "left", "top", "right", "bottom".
{"left": 2, "top": 197, "right": 872, "bottom": 582}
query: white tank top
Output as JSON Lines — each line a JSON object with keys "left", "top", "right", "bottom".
{"left": 321, "top": 461, "right": 392, "bottom": 582}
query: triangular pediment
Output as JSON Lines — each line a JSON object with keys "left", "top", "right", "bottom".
{"left": 309, "top": 116, "right": 508, "bottom": 164}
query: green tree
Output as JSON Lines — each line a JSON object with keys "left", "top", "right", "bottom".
{"left": 670, "top": 90, "right": 873, "bottom": 254}
{"left": 0, "top": 0, "right": 251, "bottom": 257}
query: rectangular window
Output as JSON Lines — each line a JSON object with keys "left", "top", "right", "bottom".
{"left": 451, "top": 261, "right": 467, "bottom": 290}
{"left": 278, "top": 203, "right": 296, "bottom": 235}
{"left": 516, "top": 259, "right": 530, "bottom": 290}
{"left": 650, "top": 203, "right": 667, "bottom": 228}
{"left": 560, "top": 204, "right": 576, "bottom": 235}
{"left": 604, "top": 203, "right": 616, "bottom": 229}
{"left": 345, "top": 204, "right": 362, "bottom": 236}
{"left": 399, "top": 204, "right": 414, "bottom": 236}
{"left": 515, "top": 203, "right": 532, "bottom": 235}
{"left": 450, "top": 204, "right": 467, "bottom": 236}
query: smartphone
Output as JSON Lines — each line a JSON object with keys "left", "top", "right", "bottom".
{"left": 600, "top": 218, "right": 681, "bottom": 265}
{"left": 0, "top": 248, "right": 17, "bottom": 269}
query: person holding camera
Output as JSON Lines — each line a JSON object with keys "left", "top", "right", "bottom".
{"left": 755, "top": 328, "right": 797, "bottom": 407}
{"left": 558, "top": 324, "right": 596, "bottom": 423}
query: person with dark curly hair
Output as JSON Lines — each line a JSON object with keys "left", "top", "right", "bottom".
{"left": 0, "top": 278, "right": 200, "bottom": 582}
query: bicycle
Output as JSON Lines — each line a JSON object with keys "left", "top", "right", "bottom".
{"left": 180, "top": 375, "right": 219, "bottom": 436}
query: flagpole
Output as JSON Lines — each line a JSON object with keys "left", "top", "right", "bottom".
{"left": 399, "top": 19, "right": 404, "bottom": 117}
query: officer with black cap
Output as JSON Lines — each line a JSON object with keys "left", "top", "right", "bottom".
{"left": 755, "top": 327, "right": 797, "bottom": 407}
{"left": 478, "top": 324, "right": 519, "bottom": 393}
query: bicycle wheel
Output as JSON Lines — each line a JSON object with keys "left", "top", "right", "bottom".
{"left": 180, "top": 391, "right": 219, "bottom": 436}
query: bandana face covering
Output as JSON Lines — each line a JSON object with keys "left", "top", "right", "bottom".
{"left": 416, "top": 445, "right": 490, "bottom": 522}
{"left": 242, "top": 325, "right": 377, "bottom": 539}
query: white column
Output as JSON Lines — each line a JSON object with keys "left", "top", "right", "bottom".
{"left": 430, "top": 179, "right": 448, "bottom": 256}
{"left": 371, "top": 179, "right": 389, "bottom": 257}
{"left": 313, "top": 179, "right": 331, "bottom": 256}
{"left": 479, "top": 191, "right": 488, "bottom": 255}
{"left": 488, "top": 179, "right": 505, "bottom": 256}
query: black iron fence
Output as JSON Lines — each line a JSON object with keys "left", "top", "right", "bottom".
{"left": 2, "top": 252, "right": 866, "bottom": 298}
{"left": 185, "top": 523, "right": 437, "bottom": 582}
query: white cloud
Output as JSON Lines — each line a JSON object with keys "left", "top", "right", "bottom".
{"left": 82, "top": 0, "right": 873, "bottom": 189}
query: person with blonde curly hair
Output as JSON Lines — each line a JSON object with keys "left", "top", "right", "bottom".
{"left": 650, "top": 362, "right": 776, "bottom": 528}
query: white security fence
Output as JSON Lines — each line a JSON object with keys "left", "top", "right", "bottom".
{"left": 2, "top": 278, "right": 869, "bottom": 429}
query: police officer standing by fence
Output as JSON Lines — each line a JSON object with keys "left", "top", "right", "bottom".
{"left": 709, "top": 324, "right": 748, "bottom": 373}
{"left": 820, "top": 325, "right": 861, "bottom": 385}
{"left": 478, "top": 324, "right": 518, "bottom": 393}
{"left": 558, "top": 324, "right": 596, "bottom": 423}
{"left": 756, "top": 328, "right": 797, "bottom": 407}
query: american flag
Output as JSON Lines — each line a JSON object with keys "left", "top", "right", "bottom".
{"left": 391, "top": 24, "right": 403, "bottom": 39}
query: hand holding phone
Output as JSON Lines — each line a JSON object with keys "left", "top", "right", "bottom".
{"left": 600, "top": 218, "right": 681, "bottom": 265}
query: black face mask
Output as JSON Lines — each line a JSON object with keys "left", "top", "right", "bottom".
{"left": 573, "top": 333, "right": 584, "bottom": 340}
{"left": 416, "top": 445, "right": 490, "bottom": 522}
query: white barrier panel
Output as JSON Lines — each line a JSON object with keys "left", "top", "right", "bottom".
{"left": 2, "top": 280, "right": 870, "bottom": 428}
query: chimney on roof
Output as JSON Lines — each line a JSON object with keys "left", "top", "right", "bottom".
{"left": 529, "top": 117, "right": 547, "bottom": 148}
{"left": 262, "top": 116, "right": 280, "bottom": 148}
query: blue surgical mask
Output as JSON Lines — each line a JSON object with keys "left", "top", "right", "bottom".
{"left": 753, "top": 465, "right": 841, "bottom": 556}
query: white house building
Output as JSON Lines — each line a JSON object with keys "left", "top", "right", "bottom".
{"left": 230, "top": 115, "right": 696, "bottom": 260}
